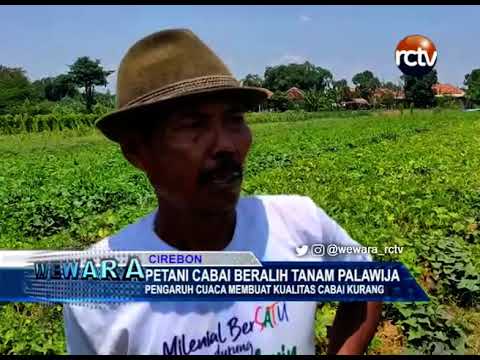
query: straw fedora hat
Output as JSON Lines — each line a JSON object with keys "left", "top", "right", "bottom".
{"left": 96, "top": 29, "right": 271, "bottom": 142}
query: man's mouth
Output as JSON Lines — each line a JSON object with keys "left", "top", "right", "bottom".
{"left": 209, "top": 169, "right": 243, "bottom": 185}
{"left": 199, "top": 162, "right": 244, "bottom": 189}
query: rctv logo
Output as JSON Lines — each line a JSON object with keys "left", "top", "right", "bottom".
{"left": 395, "top": 35, "right": 437, "bottom": 77}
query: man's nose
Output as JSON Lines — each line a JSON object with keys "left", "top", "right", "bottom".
{"left": 210, "top": 124, "right": 236, "bottom": 155}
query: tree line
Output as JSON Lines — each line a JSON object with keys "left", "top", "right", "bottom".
{"left": 0, "top": 57, "right": 113, "bottom": 116}
{"left": 242, "top": 62, "right": 480, "bottom": 111}
{"left": 1, "top": 57, "right": 480, "bottom": 117}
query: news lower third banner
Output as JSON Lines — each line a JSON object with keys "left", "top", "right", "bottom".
{"left": 0, "top": 250, "right": 429, "bottom": 304}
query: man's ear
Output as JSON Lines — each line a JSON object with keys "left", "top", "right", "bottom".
{"left": 119, "top": 136, "right": 148, "bottom": 172}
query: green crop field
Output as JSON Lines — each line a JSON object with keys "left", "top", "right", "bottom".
{"left": 0, "top": 110, "right": 479, "bottom": 354}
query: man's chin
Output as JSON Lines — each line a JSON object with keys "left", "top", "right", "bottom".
{"left": 194, "top": 191, "right": 241, "bottom": 216}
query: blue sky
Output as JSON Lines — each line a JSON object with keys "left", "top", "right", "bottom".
{"left": 1, "top": 5, "right": 479, "bottom": 92}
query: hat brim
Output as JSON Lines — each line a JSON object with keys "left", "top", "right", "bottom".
{"left": 96, "top": 86, "right": 271, "bottom": 143}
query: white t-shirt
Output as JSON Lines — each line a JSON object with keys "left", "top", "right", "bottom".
{"left": 63, "top": 195, "right": 371, "bottom": 355}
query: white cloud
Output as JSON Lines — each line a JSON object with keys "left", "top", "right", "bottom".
{"left": 270, "top": 54, "right": 307, "bottom": 66}
{"left": 299, "top": 15, "right": 311, "bottom": 23}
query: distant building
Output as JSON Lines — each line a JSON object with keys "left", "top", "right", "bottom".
{"left": 432, "top": 83, "right": 466, "bottom": 108}
{"left": 373, "top": 87, "right": 405, "bottom": 100}
{"left": 432, "top": 83, "right": 465, "bottom": 98}
{"left": 255, "top": 88, "right": 273, "bottom": 112}
{"left": 286, "top": 87, "right": 305, "bottom": 101}
{"left": 371, "top": 87, "right": 405, "bottom": 108}
{"left": 264, "top": 89, "right": 274, "bottom": 98}
{"left": 341, "top": 98, "right": 370, "bottom": 109}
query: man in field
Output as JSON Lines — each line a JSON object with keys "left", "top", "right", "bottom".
{"left": 63, "top": 29, "right": 381, "bottom": 355}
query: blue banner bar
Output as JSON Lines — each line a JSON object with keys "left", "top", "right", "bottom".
{"left": 0, "top": 262, "right": 428, "bottom": 303}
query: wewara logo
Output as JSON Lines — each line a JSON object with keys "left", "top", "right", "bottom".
{"left": 395, "top": 35, "right": 437, "bottom": 77}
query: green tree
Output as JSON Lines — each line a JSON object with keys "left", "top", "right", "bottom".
{"left": 263, "top": 61, "right": 333, "bottom": 92}
{"left": 32, "top": 75, "right": 78, "bottom": 102}
{"left": 371, "top": 82, "right": 402, "bottom": 109}
{"left": 92, "top": 90, "right": 116, "bottom": 115}
{"left": 303, "top": 90, "right": 335, "bottom": 111}
{"left": 382, "top": 81, "right": 402, "bottom": 92}
{"left": 377, "top": 92, "right": 396, "bottom": 109}
{"left": 332, "top": 79, "right": 352, "bottom": 104}
{"left": 67, "top": 57, "right": 113, "bottom": 112}
{"left": 265, "top": 91, "right": 294, "bottom": 111}
{"left": 464, "top": 69, "right": 480, "bottom": 106}
{"left": 0, "top": 66, "right": 33, "bottom": 114}
{"left": 352, "top": 70, "right": 381, "bottom": 101}
{"left": 241, "top": 74, "right": 264, "bottom": 87}
{"left": 95, "top": 90, "right": 116, "bottom": 108}
{"left": 402, "top": 70, "right": 438, "bottom": 108}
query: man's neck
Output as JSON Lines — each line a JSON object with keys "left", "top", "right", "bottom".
{"left": 153, "top": 202, "right": 237, "bottom": 251}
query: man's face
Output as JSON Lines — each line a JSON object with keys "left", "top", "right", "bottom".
{"left": 128, "top": 97, "right": 252, "bottom": 215}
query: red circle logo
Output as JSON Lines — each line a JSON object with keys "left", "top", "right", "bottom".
{"left": 395, "top": 35, "right": 437, "bottom": 77}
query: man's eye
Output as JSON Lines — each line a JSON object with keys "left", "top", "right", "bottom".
{"left": 189, "top": 119, "right": 204, "bottom": 128}
{"left": 178, "top": 118, "right": 204, "bottom": 129}
{"left": 228, "top": 115, "right": 245, "bottom": 124}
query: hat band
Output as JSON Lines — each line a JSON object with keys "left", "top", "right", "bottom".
{"left": 124, "top": 75, "right": 240, "bottom": 108}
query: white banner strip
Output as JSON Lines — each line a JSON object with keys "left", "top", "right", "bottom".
{"left": 0, "top": 250, "right": 262, "bottom": 268}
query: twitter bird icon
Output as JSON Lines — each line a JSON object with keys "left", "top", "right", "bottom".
{"left": 295, "top": 245, "right": 309, "bottom": 257}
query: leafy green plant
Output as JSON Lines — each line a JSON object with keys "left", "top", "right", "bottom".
{"left": 0, "top": 304, "right": 65, "bottom": 355}
{"left": 436, "top": 96, "right": 463, "bottom": 110}
{"left": 303, "top": 90, "right": 332, "bottom": 112}
{"left": 1, "top": 109, "right": 480, "bottom": 354}
{"left": 385, "top": 301, "right": 469, "bottom": 355}
{"left": 0, "top": 113, "right": 98, "bottom": 134}
{"left": 314, "top": 303, "right": 337, "bottom": 354}
{"left": 418, "top": 235, "right": 480, "bottom": 306}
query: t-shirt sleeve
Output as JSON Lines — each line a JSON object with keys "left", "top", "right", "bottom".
{"left": 301, "top": 197, "right": 372, "bottom": 262}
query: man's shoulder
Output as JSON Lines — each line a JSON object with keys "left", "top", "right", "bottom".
{"left": 240, "top": 194, "right": 317, "bottom": 208}
{"left": 238, "top": 194, "right": 323, "bottom": 233}
{"left": 89, "top": 210, "right": 157, "bottom": 251}
{"left": 239, "top": 194, "right": 318, "bottom": 218}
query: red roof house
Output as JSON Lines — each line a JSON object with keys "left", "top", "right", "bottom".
{"left": 286, "top": 87, "right": 305, "bottom": 101}
{"left": 432, "top": 83, "right": 465, "bottom": 98}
